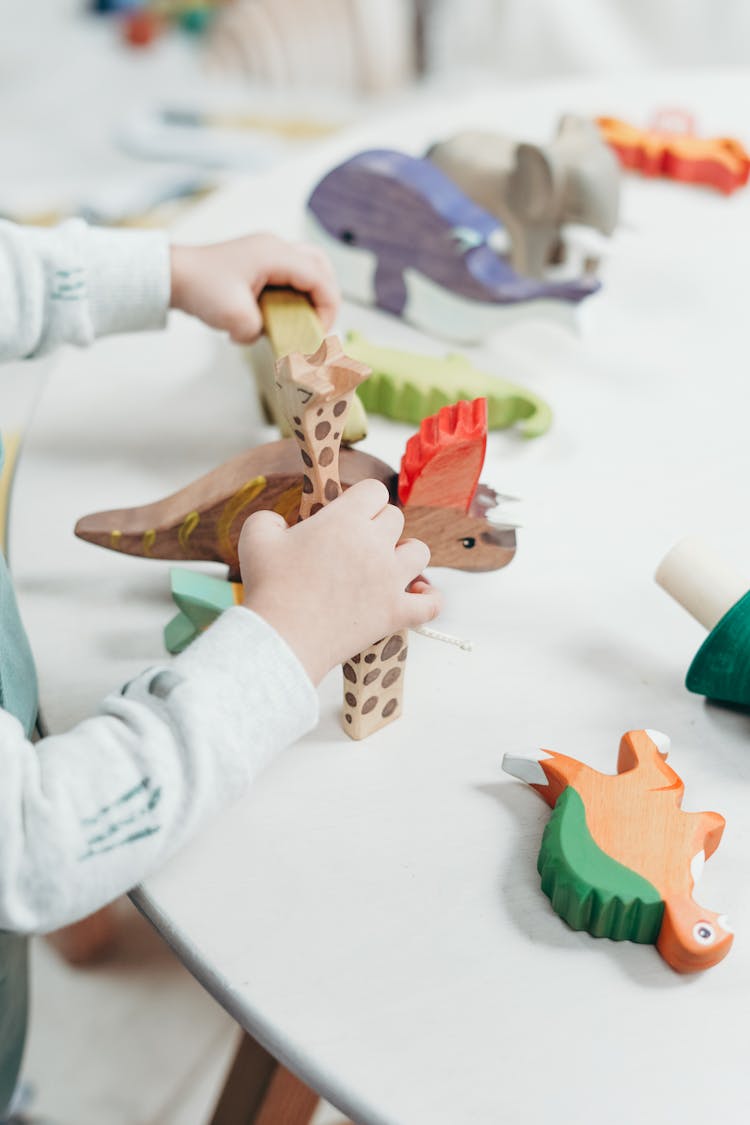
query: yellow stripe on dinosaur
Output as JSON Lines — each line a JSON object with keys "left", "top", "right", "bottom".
{"left": 217, "top": 476, "right": 267, "bottom": 559}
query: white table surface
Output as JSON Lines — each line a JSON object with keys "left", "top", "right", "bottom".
{"left": 12, "top": 70, "right": 750, "bottom": 1125}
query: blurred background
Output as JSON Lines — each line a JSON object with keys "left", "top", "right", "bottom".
{"left": 3, "top": 0, "right": 748, "bottom": 230}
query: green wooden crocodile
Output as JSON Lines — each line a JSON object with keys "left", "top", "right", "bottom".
{"left": 345, "top": 331, "right": 552, "bottom": 439}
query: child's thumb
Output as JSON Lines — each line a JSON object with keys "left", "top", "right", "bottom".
{"left": 238, "top": 510, "right": 288, "bottom": 552}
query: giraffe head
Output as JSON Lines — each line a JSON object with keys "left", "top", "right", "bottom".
{"left": 398, "top": 399, "right": 516, "bottom": 571}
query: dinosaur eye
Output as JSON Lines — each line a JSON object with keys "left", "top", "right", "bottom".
{"left": 461, "top": 537, "right": 476, "bottom": 549}
{"left": 340, "top": 229, "right": 357, "bottom": 245}
{"left": 693, "top": 921, "right": 716, "bottom": 945}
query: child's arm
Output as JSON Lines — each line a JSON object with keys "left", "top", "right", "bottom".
{"left": 0, "top": 481, "right": 439, "bottom": 934}
{"left": 0, "top": 221, "right": 338, "bottom": 360}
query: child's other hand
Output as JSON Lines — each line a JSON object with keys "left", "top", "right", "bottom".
{"left": 238, "top": 480, "right": 442, "bottom": 685}
{"left": 169, "top": 233, "right": 340, "bottom": 342}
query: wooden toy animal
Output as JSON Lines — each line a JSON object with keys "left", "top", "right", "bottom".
{"left": 74, "top": 397, "right": 515, "bottom": 582}
{"left": 275, "top": 332, "right": 412, "bottom": 739}
{"left": 656, "top": 537, "right": 750, "bottom": 707}
{"left": 344, "top": 331, "right": 552, "bottom": 439}
{"left": 503, "top": 729, "right": 733, "bottom": 974}
{"left": 428, "top": 115, "right": 620, "bottom": 279}
{"left": 597, "top": 111, "right": 750, "bottom": 194}
{"left": 250, "top": 287, "right": 368, "bottom": 444}
{"left": 306, "top": 149, "right": 600, "bottom": 343}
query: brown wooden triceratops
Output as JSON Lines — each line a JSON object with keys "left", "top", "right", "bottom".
{"left": 74, "top": 397, "right": 516, "bottom": 580}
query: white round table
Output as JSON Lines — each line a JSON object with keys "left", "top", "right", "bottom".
{"left": 12, "top": 70, "right": 750, "bottom": 1125}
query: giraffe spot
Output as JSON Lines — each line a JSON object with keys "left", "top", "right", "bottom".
{"left": 333, "top": 400, "right": 347, "bottom": 416}
{"left": 352, "top": 654, "right": 361, "bottom": 664}
{"left": 301, "top": 449, "right": 313, "bottom": 467}
{"left": 381, "top": 635, "right": 403, "bottom": 661}
{"left": 364, "top": 669, "right": 381, "bottom": 685}
{"left": 317, "top": 408, "right": 323, "bottom": 416}
{"left": 398, "top": 647, "right": 408, "bottom": 662}
{"left": 343, "top": 663, "right": 357, "bottom": 683}
{"left": 382, "top": 698, "right": 398, "bottom": 718}
{"left": 364, "top": 653, "right": 376, "bottom": 664}
{"left": 315, "top": 421, "right": 331, "bottom": 440}
{"left": 294, "top": 429, "right": 305, "bottom": 442}
{"left": 293, "top": 416, "right": 301, "bottom": 425}
{"left": 309, "top": 503, "right": 324, "bottom": 515}
{"left": 382, "top": 667, "right": 401, "bottom": 689}
{"left": 344, "top": 713, "right": 352, "bottom": 724}
{"left": 345, "top": 692, "right": 357, "bottom": 707}
{"left": 362, "top": 696, "right": 378, "bottom": 714}
{"left": 324, "top": 479, "right": 339, "bottom": 501}
{"left": 319, "top": 447, "right": 334, "bottom": 467}
{"left": 302, "top": 475, "right": 314, "bottom": 494}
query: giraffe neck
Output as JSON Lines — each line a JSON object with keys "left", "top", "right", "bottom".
{"left": 294, "top": 393, "right": 351, "bottom": 519}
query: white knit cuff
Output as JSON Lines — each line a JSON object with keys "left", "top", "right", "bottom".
{"left": 85, "top": 225, "right": 170, "bottom": 337}
{"left": 172, "top": 605, "right": 319, "bottom": 752}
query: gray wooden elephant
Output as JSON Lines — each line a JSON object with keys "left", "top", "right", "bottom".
{"left": 427, "top": 115, "right": 620, "bottom": 279}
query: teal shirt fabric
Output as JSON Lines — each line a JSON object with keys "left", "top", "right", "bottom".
{"left": 0, "top": 438, "right": 39, "bottom": 1114}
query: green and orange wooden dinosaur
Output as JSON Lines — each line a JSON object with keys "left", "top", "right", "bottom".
{"left": 503, "top": 729, "right": 733, "bottom": 974}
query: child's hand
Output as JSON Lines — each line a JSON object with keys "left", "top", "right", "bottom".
{"left": 169, "top": 233, "right": 340, "bottom": 343}
{"left": 238, "top": 480, "right": 442, "bottom": 685}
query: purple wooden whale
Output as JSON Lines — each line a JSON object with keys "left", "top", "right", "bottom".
{"left": 307, "top": 149, "right": 600, "bottom": 333}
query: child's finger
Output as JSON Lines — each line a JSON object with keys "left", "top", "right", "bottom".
{"left": 402, "top": 586, "right": 443, "bottom": 629}
{"left": 330, "top": 478, "right": 390, "bottom": 519}
{"left": 372, "top": 502, "right": 404, "bottom": 545}
{"left": 407, "top": 575, "right": 432, "bottom": 595}
{"left": 395, "top": 538, "right": 431, "bottom": 583}
{"left": 226, "top": 296, "right": 263, "bottom": 343}
{"left": 238, "top": 509, "right": 288, "bottom": 552}
{"left": 271, "top": 249, "right": 340, "bottom": 330}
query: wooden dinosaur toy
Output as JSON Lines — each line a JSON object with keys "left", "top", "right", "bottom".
{"left": 344, "top": 331, "right": 552, "bottom": 439}
{"left": 74, "top": 398, "right": 516, "bottom": 581}
{"left": 306, "top": 149, "right": 600, "bottom": 343}
{"left": 428, "top": 115, "right": 620, "bottom": 280}
{"left": 597, "top": 111, "right": 750, "bottom": 194}
{"left": 656, "top": 537, "right": 750, "bottom": 707}
{"left": 503, "top": 729, "right": 733, "bottom": 974}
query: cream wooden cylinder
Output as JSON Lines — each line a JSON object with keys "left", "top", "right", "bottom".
{"left": 655, "top": 537, "right": 748, "bottom": 632}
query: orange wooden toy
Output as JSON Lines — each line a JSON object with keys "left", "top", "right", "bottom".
{"left": 597, "top": 111, "right": 750, "bottom": 194}
{"left": 503, "top": 729, "right": 733, "bottom": 974}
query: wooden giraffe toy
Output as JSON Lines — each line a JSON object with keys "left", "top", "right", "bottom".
{"left": 503, "top": 729, "right": 733, "bottom": 974}
{"left": 274, "top": 334, "right": 409, "bottom": 738}
{"left": 249, "top": 287, "right": 368, "bottom": 444}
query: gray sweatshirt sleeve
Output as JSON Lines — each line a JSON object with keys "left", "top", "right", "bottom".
{"left": 0, "top": 607, "right": 318, "bottom": 934}
{"left": 0, "top": 218, "right": 170, "bottom": 360}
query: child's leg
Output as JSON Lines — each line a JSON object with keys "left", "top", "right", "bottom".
{"left": 46, "top": 904, "right": 118, "bottom": 965}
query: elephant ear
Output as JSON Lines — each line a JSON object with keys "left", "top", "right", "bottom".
{"left": 398, "top": 399, "right": 487, "bottom": 512}
{"left": 507, "top": 142, "right": 560, "bottom": 221}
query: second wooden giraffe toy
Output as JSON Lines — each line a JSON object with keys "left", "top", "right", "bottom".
{"left": 503, "top": 729, "right": 733, "bottom": 974}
